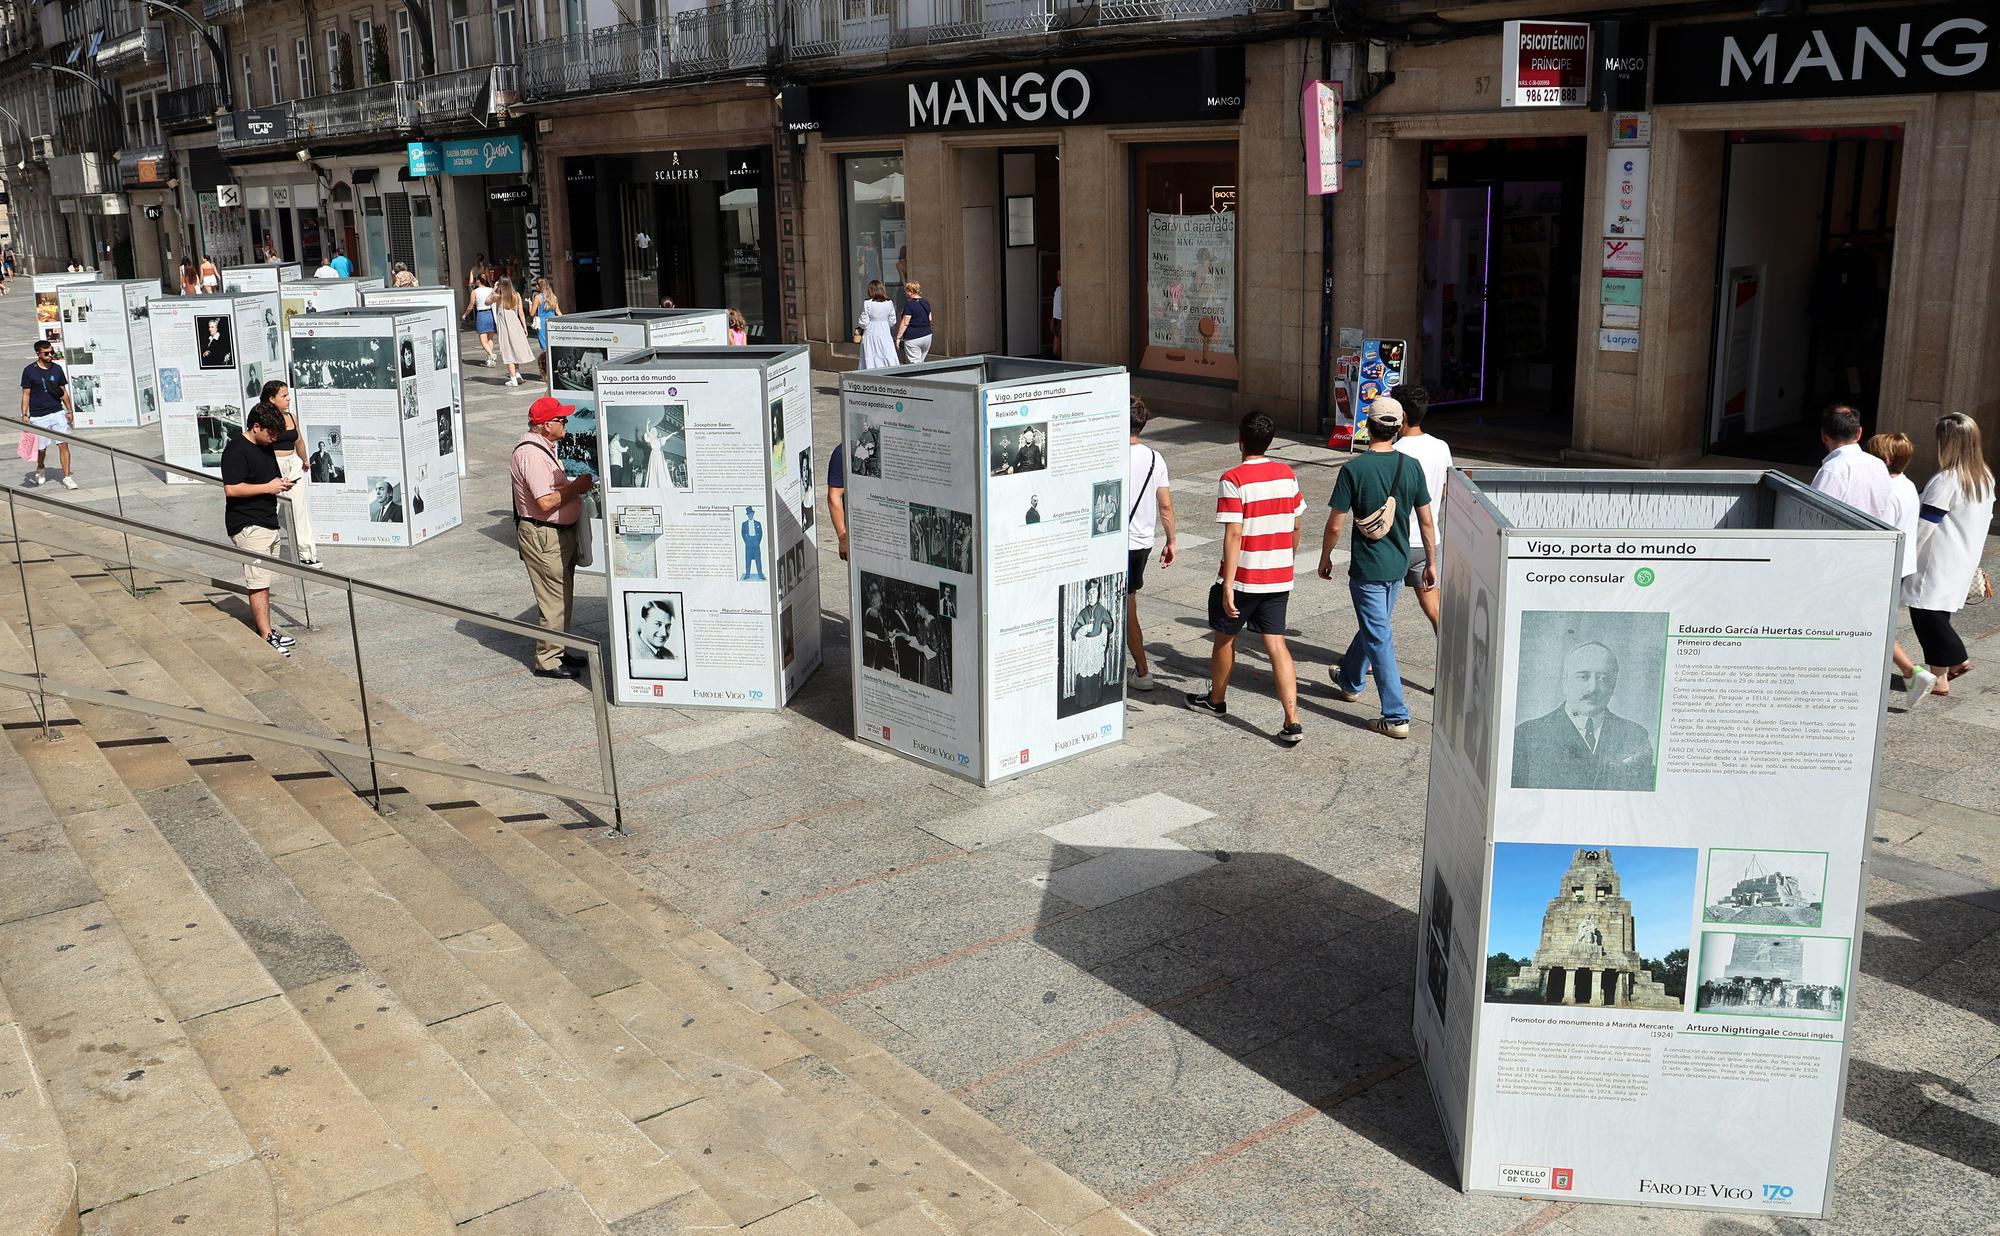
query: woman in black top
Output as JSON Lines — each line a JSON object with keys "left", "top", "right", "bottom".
{"left": 258, "top": 379, "right": 320, "bottom": 566}
{"left": 895, "top": 280, "right": 935, "bottom": 364}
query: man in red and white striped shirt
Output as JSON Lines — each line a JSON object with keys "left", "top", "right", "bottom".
{"left": 1187, "top": 412, "right": 1308, "bottom": 744}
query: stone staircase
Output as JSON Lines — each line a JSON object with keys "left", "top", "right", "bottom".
{"left": 0, "top": 531, "right": 1145, "bottom": 1236}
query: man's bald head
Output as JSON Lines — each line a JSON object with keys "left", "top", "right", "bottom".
{"left": 1562, "top": 642, "right": 1619, "bottom": 717}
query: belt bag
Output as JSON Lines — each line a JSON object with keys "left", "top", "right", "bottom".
{"left": 1354, "top": 454, "right": 1406, "bottom": 542}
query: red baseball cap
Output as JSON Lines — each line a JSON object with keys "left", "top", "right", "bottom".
{"left": 529, "top": 395, "right": 574, "bottom": 425}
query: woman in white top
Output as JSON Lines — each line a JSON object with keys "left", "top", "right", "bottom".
{"left": 1867, "top": 432, "right": 1927, "bottom": 704}
{"left": 857, "top": 279, "right": 897, "bottom": 369}
{"left": 1903, "top": 413, "right": 1995, "bottom": 701}
{"left": 462, "top": 273, "right": 498, "bottom": 366}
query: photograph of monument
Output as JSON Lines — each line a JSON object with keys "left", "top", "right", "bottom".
{"left": 1485, "top": 844, "right": 1692, "bottom": 1011}
{"left": 1704, "top": 849, "right": 1826, "bottom": 928}
{"left": 1694, "top": 932, "right": 1849, "bottom": 1021}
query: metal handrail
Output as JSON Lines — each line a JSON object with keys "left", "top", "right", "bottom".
{"left": 2, "top": 482, "right": 626, "bottom": 832}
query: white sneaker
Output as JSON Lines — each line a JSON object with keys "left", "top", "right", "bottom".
{"left": 22, "top": 469, "right": 42, "bottom": 486}
{"left": 1130, "top": 671, "right": 1156, "bottom": 691}
{"left": 59, "top": 474, "right": 77, "bottom": 490}
{"left": 506, "top": 375, "right": 521, "bottom": 387}
{"left": 484, "top": 354, "right": 497, "bottom": 367}
{"left": 1905, "top": 669, "right": 1938, "bottom": 710}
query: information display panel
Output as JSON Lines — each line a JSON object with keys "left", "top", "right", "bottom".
{"left": 150, "top": 292, "right": 284, "bottom": 484}
{"left": 220, "top": 263, "right": 301, "bottom": 292}
{"left": 841, "top": 357, "right": 1129, "bottom": 784}
{"left": 33, "top": 271, "right": 96, "bottom": 357}
{"left": 287, "top": 306, "right": 461, "bottom": 548}
{"left": 595, "top": 345, "right": 819, "bottom": 708}
{"left": 58, "top": 279, "right": 160, "bottom": 428}
{"left": 1416, "top": 469, "right": 1898, "bottom": 1218}
{"left": 362, "top": 285, "right": 466, "bottom": 477}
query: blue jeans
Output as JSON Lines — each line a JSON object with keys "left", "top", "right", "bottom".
{"left": 1336, "top": 578, "right": 1407, "bottom": 723}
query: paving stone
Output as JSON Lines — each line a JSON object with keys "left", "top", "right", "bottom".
{"left": 344, "top": 831, "right": 499, "bottom": 940}
{"left": 739, "top": 1196, "right": 863, "bottom": 1235}
{"left": 456, "top": 1185, "right": 616, "bottom": 1236}
{"left": 294, "top": 1174, "right": 455, "bottom": 1236}
{"left": 608, "top": 1187, "right": 740, "bottom": 1234}
{"left": 0, "top": 821, "right": 98, "bottom": 925}
{"left": 637, "top": 1097, "right": 818, "bottom": 1228}
{"left": 79, "top": 1159, "right": 277, "bottom": 1236}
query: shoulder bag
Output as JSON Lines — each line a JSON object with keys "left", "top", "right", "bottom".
{"left": 1353, "top": 454, "right": 1407, "bottom": 542}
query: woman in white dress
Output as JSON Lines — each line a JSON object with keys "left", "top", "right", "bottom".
{"left": 492, "top": 277, "right": 539, "bottom": 387}
{"left": 1904, "top": 412, "right": 1995, "bottom": 700}
{"left": 858, "top": 279, "right": 898, "bottom": 369}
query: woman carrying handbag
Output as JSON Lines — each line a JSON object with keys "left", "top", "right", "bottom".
{"left": 1903, "top": 412, "right": 1995, "bottom": 705}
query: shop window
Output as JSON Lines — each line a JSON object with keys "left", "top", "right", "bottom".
{"left": 1131, "top": 142, "right": 1238, "bottom": 386}
{"left": 841, "top": 152, "right": 905, "bottom": 322}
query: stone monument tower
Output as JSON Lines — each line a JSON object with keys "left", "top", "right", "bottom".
{"left": 1722, "top": 934, "right": 1804, "bottom": 981}
{"left": 1502, "top": 847, "right": 1681, "bottom": 1010}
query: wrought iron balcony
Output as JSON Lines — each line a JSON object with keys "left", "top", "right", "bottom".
{"left": 292, "top": 81, "right": 412, "bottom": 140}
{"left": 158, "top": 82, "right": 226, "bottom": 132}
{"left": 410, "top": 63, "right": 518, "bottom": 127}
{"left": 201, "top": 0, "right": 248, "bottom": 19}
{"left": 95, "top": 24, "right": 167, "bottom": 71}
{"left": 786, "top": 0, "right": 1282, "bottom": 60}
{"left": 216, "top": 103, "right": 293, "bottom": 152}
{"left": 520, "top": 0, "right": 773, "bottom": 101}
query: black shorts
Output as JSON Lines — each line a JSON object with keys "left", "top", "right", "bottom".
{"left": 1207, "top": 583, "right": 1290, "bottom": 637}
{"left": 1127, "top": 547, "right": 1152, "bottom": 592}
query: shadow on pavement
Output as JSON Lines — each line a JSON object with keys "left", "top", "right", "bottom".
{"left": 1031, "top": 844, "right": 1451, "bottom": 1185}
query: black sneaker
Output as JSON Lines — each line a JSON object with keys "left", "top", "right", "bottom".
{"left": 1184, "top": 691, "right": 1227, "bottom": 715}
{"left": 531, "top": 663, "right": 580, "bottom": 680}
{"left": 264, "top": 631, "right": 292, "bottom": 657}
{"left": 1279, "top": 722, "right": 1304, "bottom": 745}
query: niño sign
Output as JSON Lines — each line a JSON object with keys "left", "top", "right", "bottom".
{"left": 1655, "top": 1, "right": 1999, "bottom": 105}
{"left": 805, "top": 49, "right": 1245, "bottom": 137}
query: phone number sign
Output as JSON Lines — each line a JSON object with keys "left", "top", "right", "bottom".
{"left": 1502, "top": 20, "right": 1591, "bottom": 107}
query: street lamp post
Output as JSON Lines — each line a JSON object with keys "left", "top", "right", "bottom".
{"left": 136, "top": 0, "right": 234, "bottom": 113}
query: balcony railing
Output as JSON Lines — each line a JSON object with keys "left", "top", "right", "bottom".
{"left": 158, "top": 82, "right": 225, "bottom": 132}
{"left": 410, "top": 63, "right": 517, "bottom": 126}
{"left": 785, "top": 0, "right": 1283, "bottom": 59}
{"left": 292, "top": 81, "right": 411, "bottom": 139}
{"left": 521, "top": 0, "right": 773, "bottom": 101}
{"left": 95, "top": 24, "right": 167, "bottom": 71}
{"left": 202, "top": 0, "right": 248, "bottom": 18}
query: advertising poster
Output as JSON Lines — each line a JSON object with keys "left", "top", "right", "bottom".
{"left": 221, "top": 263, "right": 300, "bottom": 293}
{"left": 1143, "top": 213, "right": 1236, "bottom": 381}
{"left": 151, "top": 292, "right": 282, "bottom": 483}
{"left": 289, "top": 308, "right": 460, "bottom": 548}
{"left": 1434, "top": 476, "right": 1897, "bottom": 1217}
{"left": 363, "top": 284, "right": 465, "bottom": 477}
{"left": 1351, "top": 338, "right": 1408, "bottom": 447}
{"left": 596, "top": 346, "right": 817, "bottom": 708}
{"left": 60, "top": 280, "right": 160, "bottom": 428}
{"left": 32, "top": 271, "right": 96, "bottom": 358}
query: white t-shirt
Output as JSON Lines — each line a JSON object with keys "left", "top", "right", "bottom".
{"left": 1904, "top": 470, "right": 1996, "bottom": 613}
{"left": 1885, "top": 473, "right": 1921, "bottom": 579}
{"left": 1127, "top": 442, "right": 1171, "bottom": 550}
{"left": 1394, "top": 432, "right": 1453, "bottom": 551}
{"left": 472, "top": 285, "right": 495, "bottom": 311}
{"left": 1051, "top": 285, "right": 1063, "bottom": 322}
{"left": 1811, "top": 442, "right": 1895, "bottom": 522}
{"left": 314, "top": 263, "right": 338, "bottom": 279}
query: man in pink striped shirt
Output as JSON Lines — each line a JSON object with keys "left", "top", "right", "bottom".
{"left": 1187, "top": 412, "right": 1307, "bottom": 744}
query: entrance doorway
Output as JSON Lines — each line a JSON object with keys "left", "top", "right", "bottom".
{"left": 1706, "top": 130, "right": 1901, "bottom": 463}
{"left": 959, "top": 147, "right": 1060, "bottom": 357}
{"left": 1417, "top": 138, "right": 1586, "bottom": 450}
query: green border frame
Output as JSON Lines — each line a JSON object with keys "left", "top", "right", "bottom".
{"left": 1692, "top": 931, "right": 1852, "bottom": 1021}
{"left": 1701, "top": 847, "right": 1829, "bottom": 929}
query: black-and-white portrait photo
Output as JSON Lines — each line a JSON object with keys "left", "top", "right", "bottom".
{"left": 128, "top": 298, "right": 149, "bottom": 322}
{"left": 551, "top": 344, "right": 608, "bottom": 393}
{"left": 266, "top": 326, "right": 280, "bottom": 359}
{"left": 775, "top": 540, "right": 808, "bottom": 597}
{"left": 306, "top": 428, "right": 345, "bottom": 484}
{"left": 401, "top": 380, "right": 420, "bottom": 421}
{"left": 937, "top": 581, "right": 957, "bottom": 619}
{"left": 849, "top": 418, "right": 882, "bottom": 479}
{"left": 799, "top": 448, "right": 815, "bottom": 532}
{"left": 399, "top": 337, "right": 417, "bottom": 378}
{"left": 1510, "top": 610, "right": 1665, "bottom": 793}
{"left": 1434, "top": 550, "right": 1495, "bottom": 789}
{"left": 1422, "top": 868, "right": 1453, "bottom": 1022}
{"left": 1091, "top": 479, "right": 1122, "bottom": 538}
{"left": 1694, "top": 933, "right": 1848, "bottom": 1021}
{"left": 139, "top": 387, "right": 156, "bottom": 416}
{"left": 1704, "top": 849, "right": 1827, "bottom": 928}
{"left": 780, "top": 604, "right": 796, "bottom": 670}
{"left": 605, "top": 404, "right": 689, "bottom": 489}
{"left": 908, "top": 503, "right": 974, "bottom": 574}
{"left": 626, "top": 591, "right": 688, "bottom": 681}
{"left": 769, "top": 396, "right": 786, "bottom": 470}
{"left": 858, "top": 572, "right": 952, "bottom": 693}
{"left": 989, "top": 421, "right": 1048, "bottom": 475}
{"left": 291, "top": 333, "right": 394, "bottom": 390}
{"left": 196, "top": 314, "right": 234, "bottom": 369}
{"left": 196, "top": 407, "right": 239, "bottom": 468}
{"left": 367, "top": 477, "right": 404, "bottom": 524}
{"left": 436, "top": 406, "right": 454, "bottom": 457}
{"left": 431, "top": 328, "right": 448, "bottom": 370}
{"left": 71, "top": 375, "right": 98, "bottom": 416}
{"left": 242, "top": 361, "right": 263, "bottom": 402}
{"left": 1024, "top": 495, "right": 1042, "bottom": 525}
{"left": 1056, "top": 571, "right": 1125, "bottom": 718}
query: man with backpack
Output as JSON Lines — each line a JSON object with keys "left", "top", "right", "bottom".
{"left": 1319, "top": 397, "right": 1437, "bottom": 739}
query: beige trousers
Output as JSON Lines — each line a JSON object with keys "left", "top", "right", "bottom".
{"left": 277, "top": 452, "right": 317, "bottom": 560}
{"left": 517, "top": 520, "right": 578, "bottom": 669}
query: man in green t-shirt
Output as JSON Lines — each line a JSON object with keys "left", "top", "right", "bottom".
{"left": 1318, "top": 397, "right": 1438, "bottom": 739}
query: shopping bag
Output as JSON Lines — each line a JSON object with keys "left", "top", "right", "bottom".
{"left": 16, "top": 431, "right": 37, "bottom": 461}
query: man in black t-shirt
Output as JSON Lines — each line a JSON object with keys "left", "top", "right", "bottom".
{"left": 19, "top": 338, "right": 76, "bottom": 488}
{"left": 220, "top": 405, "right": 296, "bottom": 656}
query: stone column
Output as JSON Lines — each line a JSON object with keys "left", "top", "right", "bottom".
{"left": 1559, "top": 968, "right": 1575, "bottom": 1005}
{"left": 1586, "top": 969, "right": 1603, "bottom": 1006}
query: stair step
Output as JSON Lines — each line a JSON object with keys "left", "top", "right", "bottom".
{"left": 293, "top": 1174, "right": 453, "bottom": 1236}
{"left": 79, "top": 1158, "right": 276, "bottom": 1236}
{"left": 634, "top": 1097, "right": 818, "bottom": 1229}
{"left": 457, "top": 1185, "right": 611, "bottom": 1236}
{"left": 0, "top": 1010, "right": 78, "bottom": 1236}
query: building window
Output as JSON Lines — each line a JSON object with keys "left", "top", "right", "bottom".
{"left": 448, "top": 0, "right": 470, "bottom": 70}
{"left": 357, "top": 18, "right": 375, "bottom": 86}
{"left": 326, "top": 29, "right": 343, "bottom": 90}
{"left": 266, "top": 46, "right": 282, "bottom": 102}
{"left": 1131, "top": 142, "right": 1239, "bottom": 385}
{"left": 840, "top": 153, "right": 906, "bottom": 324}
{"left": 242, "top": 53, "right": 254, "bottom": 109}
{"left": 496, "top": 0, "right": 520, "bottom": 63}
{"left": 296, "top": 38, "right": 312, "bottom": 96}
{"left": 395, "top": 9, "right": 415, "bottom": 81}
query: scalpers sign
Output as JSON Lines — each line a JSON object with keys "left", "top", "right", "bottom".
{"left": 1655, "top": 2, "right": 1999, "bottom": 104}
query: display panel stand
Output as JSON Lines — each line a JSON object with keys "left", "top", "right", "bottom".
{"left": 1416, "top": 468, "right": 1898, "bottom": 1218}
{"left": 840, "top": 356, "right": 1130, "bottom": 784}
{"left": 277, "top": 277, "right": 382, "bottom": 369}
{"left": 220, "top": 263, "right": 301, "bottom": 293}
{"left": 58, "top": 279, "right": 161, "bottom": 428}
{"left": 362, "top": 285, "right": 467, "bottom": 477}
{"left": 149, "top": 292, "right": 285, "bottom": 484}
{"left": 287, "top": 306, "right": 462, "bottom": 547}
{"left": 594, "top": 345, "right": 819, "bottom": 708}
{"left": 33, "top": 271, "right": 97, "bottom": 356}
{"left": 545, "top": 308, "right": 730, "bottom": 571}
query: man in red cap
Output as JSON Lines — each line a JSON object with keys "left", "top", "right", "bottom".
{"left": 512, "top": 396, "right": 596, "bottom": 677}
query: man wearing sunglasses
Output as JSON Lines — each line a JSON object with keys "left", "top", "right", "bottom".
{"left": 511, "top": 396, "right": 596, "bottom": 679}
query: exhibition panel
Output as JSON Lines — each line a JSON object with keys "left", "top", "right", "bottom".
{"left": 150, "top": 292, "right": 285, "bottom": 484}
{"left": 58, "top": 279, "right": 161, "bottom": 429}
{"left": 220, "top": 263, "right": 302, "bottom": 292}
{"left": 32, "top": 270, "right": 96, "bottom": 357}
{"left": 841, "top": 356, "right": 1129, "bottom": 784}
{"left": 1416, "top": 469, "right": 1898, "bottom": 1217}
{"left": 287, "top": 306, "right": 462, "bottom": 547}
{"left": 362, "top": 285, "right": 467, "bottom": 478}
{"left": 546, "top": 307, "right": 731, "bottom": 569}
{"left": 277, "top": 278, "right": 372, "bottom": 366}
{"left": 595, "top": 345, "right": 819, "bottom": 709}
